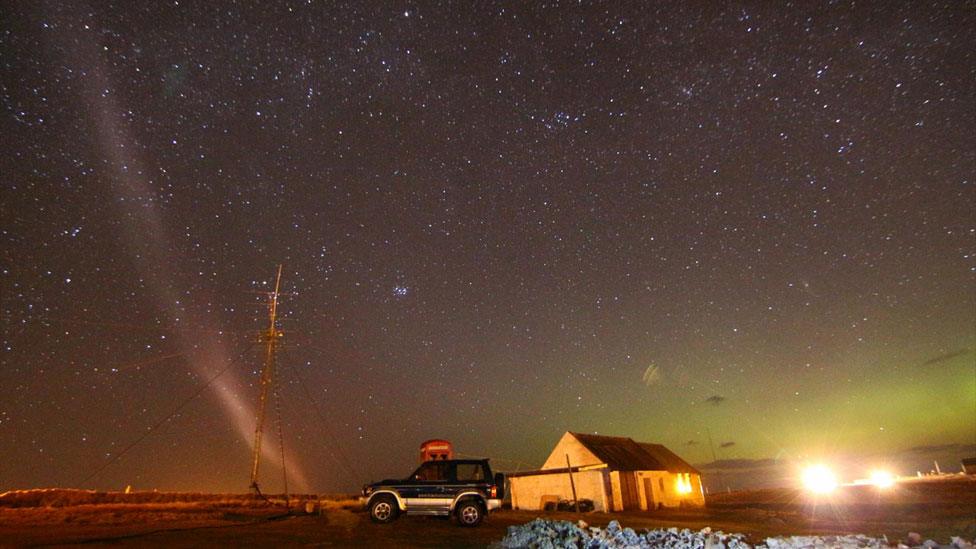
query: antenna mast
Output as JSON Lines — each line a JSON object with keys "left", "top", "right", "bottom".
{"left": 250, "top": 265, "right": 287, "bottom": 497}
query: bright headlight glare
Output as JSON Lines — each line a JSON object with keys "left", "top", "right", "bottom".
{"left": 869, "top": 470, "right": 894, "bottom": 488}
{"left": 802, "top": 464, "right": 837, "bottom": 494}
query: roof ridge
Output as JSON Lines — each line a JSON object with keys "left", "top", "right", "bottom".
{"left": 569, "top": 431, "right": 635, "bottom": 442}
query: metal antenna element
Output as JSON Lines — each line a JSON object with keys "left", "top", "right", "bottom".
{"left": 250, "top": 265, "right": 285, "bottom": 495}
{"left": 272, "top": 355, "right": 289, "bottom": 503}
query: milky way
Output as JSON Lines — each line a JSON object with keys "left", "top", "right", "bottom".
{"left": 1, "top": 2, "right": 973, "bottom": 492}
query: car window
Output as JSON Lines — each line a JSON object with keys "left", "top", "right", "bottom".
{"left": 455, "top": 463, "right": 485, "bottom": 482}
{"left": 413, "top": 462, "right": 449, "bottom": 481}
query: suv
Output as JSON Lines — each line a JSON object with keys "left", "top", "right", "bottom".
{"left": 361, "top": 459, "right": 504, "bottom": 526}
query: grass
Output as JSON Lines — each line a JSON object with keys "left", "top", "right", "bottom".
{"left": 0, "top": 488, "right": 361, "bottom": 532}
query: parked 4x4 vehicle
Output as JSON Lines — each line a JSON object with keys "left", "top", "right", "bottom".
{"left": 361, "top": 459, "right": 503, "bottom": 526}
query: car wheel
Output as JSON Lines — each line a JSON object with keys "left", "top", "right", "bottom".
{"left": 369, "top": 495, "right": 399, "bottom": 523}
{"left": 455, "top": 500, "right": 484, "bottom": 527}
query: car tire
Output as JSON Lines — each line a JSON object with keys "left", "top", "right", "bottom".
{"left": 368, "top": 495, "right": 399, "bottom": 524}
{"left": 455, "top": 499, "right": 484, "bottom": 527}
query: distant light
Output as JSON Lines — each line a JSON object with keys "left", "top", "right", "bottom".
{"left": 869, "top": 470, "right": 895, "bottom": 488}
{"left": 802, "top": 464, "right": 837, "bottom": 494}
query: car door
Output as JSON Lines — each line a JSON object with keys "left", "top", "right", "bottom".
{"left": 451, "top": 461, "right": 487, "bottom": 498}
{"left": 404, "top": 461, "right": 451, "bottom": 511}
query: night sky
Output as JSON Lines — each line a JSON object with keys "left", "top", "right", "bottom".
{"left": 2, "top": 2, "right": 974, "bottom": 494}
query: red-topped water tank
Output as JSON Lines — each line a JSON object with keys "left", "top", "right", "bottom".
{"left": 420, "top": 439, "right": 453, "bottom": 462}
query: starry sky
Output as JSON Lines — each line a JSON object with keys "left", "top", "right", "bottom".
{"left": 2, "top": 2, "right": 974, "bottom": 494}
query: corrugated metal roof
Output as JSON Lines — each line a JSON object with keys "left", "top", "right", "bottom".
{"left": 569, "top": 432, "right": 700, "bottom": 474}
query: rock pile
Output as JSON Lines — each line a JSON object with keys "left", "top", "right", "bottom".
{"left": 494, "top": 519, "right": 975, "bottom": 549}
{"left": 495, "top": 519, "right": 750, "bottom": 549}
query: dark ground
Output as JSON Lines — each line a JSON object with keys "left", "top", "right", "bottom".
{"left": 1, "top": 477, "right": 973, "bottom": 547}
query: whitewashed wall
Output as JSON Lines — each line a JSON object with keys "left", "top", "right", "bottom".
{"left": 541, "top": 432, "right": 603, "bottom": 470}
{"left": 509, "top": 469, "right": 609, "bottom": 512}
